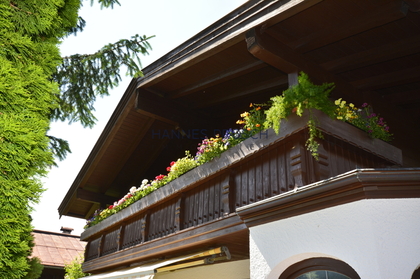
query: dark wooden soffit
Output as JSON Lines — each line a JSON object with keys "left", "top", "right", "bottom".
{"left": 58, "top": 80, "right": 139, "bottom": 217}
{"left": 237, "top": 168, "right": 420, "bottom": 227}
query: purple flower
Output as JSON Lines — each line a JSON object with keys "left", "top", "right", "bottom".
{"left": 362, "top": 103, "right": 368, "bottom": 107}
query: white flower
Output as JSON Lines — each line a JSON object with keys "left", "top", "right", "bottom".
{"left": 129, "top": 186, "right": 137, "bottom": 195}
{"left": 141, "top": 179, "right": 148, "bottom": 186}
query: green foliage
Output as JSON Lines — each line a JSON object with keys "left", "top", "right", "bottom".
{"left": 53, "top": 34, "right": 154, "bottom": 128}
{"left": 0, "top": 0, "right": 152, "bottom": 277}
{"left": 24, "top": 257, "right": 44, "bottom": 279}
{"left": 64, "top": 255, "right": 90, "bottom": 279}
{"left": 166, "top": 151, "right": 198, "bottom": 181}
{"left": 264, "top": 72, "right": 336, "bottom": 158}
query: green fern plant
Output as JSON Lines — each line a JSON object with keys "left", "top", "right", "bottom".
{"left": 264, "top": 72, "right": 336, "bottom": 158}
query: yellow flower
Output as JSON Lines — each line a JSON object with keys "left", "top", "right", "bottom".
{"left": 337, "top": 116, "right": 343, "bottom": 120}
{"left": 334, "top": 98, "right": 342, "bottom": 105}
{"left": 349, "top": 103, "right": 354, "bottom": 108}
{"left": 249, "top": 103, "right": 253, "bottom": 107}
{"left": 240, "top": 112, "right": 249, "bottom": 117}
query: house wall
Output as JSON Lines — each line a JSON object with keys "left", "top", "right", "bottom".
{"left": 248, "top": 198, "right": 420, "bottom": 279}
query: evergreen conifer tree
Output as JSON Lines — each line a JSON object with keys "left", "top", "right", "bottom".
{"left": 0, "top": 0, "right": 151, "bottom": 277}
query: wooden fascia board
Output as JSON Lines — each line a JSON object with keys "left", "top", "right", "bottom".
{"left": 58, "top": 80, "right": 138, "bottom": 217}
{"left": 136, "top": 0, "right": 322, "bottom": 89}
{"left": 236, "top": 168, "right": 420, "bottom": 227}
{"left": 82, "top": 214, "right": 246, "bottom": 273}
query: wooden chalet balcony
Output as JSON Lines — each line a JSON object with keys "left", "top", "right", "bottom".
{"left": 81, "top": 110, "right": 402, "bottom": 273}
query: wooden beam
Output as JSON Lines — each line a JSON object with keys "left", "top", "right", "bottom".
{"left": 77, "top": 188, "right": 116, "bottom": 206}
{"left": 195, "top": 75, "right": 288, "bottom": 108}
{"left": 382, "top": 89, "right": 420, "bottom": 105}
{"left": 136, "top": 88, "right": 210, "bottom": 125}
{"left": 247, "top": 27, "right": 299, "bottom": 74}
{"left": 292, "top": 0, "right": 408, "bottom": 53}
{"left": 350, "top": 65, "right": 420, "bottom": 91}
{"left": 170, "top": 60, "right": 266, "bottom": 99}
{"left": 320, "top": 36, "right": 420, "bottom": 74}
{"left": 246, "top": 26, "right": 361, "bottom": 102}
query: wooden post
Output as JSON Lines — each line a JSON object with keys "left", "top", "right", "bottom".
{"left": 288, "top": 72, "right": 299, "bottom": 87}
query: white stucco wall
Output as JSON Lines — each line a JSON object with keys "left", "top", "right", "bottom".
{"left": 249, "top": 198, "right": 420, "bottom": 279}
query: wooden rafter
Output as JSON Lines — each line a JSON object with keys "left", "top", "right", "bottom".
{"left": 290, "top": 0, "right": 409, "bottom": 53}
{"left": 246, "top": 26, "right": 361, "bottom": 102}
{"left": 170, "top": 60, "right": 266, "bottom": 99}
{"left": 77, "top": 188, "right": 116, "bottom": 207}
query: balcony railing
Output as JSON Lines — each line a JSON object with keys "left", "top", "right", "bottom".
{"left": 82, "top": 110, "right": 401, "bottom": 270}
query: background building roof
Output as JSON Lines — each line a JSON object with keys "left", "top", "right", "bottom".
{"left": 32, "top": 229, "right": 86, "bottom": 268}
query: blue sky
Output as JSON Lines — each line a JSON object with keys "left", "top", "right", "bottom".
{"left": 31, "top": 0, "right": 248, "bottom": 236}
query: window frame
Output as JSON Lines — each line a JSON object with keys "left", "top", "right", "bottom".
{"left": 278, "top": 257, "right": 360, "bottom": 279}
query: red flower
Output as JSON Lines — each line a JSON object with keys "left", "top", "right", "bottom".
{"left": 108, "top": 205, "right": 114, "bottom": 209}
{"left": 166, "top": 167, "right": 171, "bottom": 172}
{"left": 170, "top": 161, "right": 176, "bottom": 166}
{"left": 155, "top": 174, "right": 166, "bottom": 181}
{"left": 292, "top": 107, "right": 298, "bottom": 113}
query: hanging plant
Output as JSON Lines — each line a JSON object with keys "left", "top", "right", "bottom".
{"left": 264, "top": 72, "right": 336, "bottom": 158}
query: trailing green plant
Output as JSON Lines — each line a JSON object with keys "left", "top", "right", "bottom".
{"left": 264, "top": 72, "right": 336, "bottom": 158}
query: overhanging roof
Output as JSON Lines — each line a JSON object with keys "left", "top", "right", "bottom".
{"left": 59, "top": 0, "right": 420, "bottom": 220}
